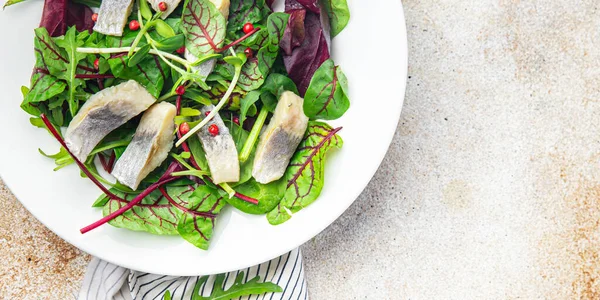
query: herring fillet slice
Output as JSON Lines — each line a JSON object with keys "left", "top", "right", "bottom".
{"left": 65, "top": 80, "right": 156, "bottom": 162}
{"left": 198, "top": 105, "right": 240, "bottom": 184}
{"left": 94, "top": 0, "right": 135, "bottom": 36}
{"left": 111, "top": 102, "right": 177, "bottom": 190}
{"left": 252, "top": 91, "right": 309, "bottom": 184}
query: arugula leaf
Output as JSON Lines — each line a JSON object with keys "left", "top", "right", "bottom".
{"left": 303, "top": 59, "right": 350, "bottom": 120}
{"left": 267, "top": 122, "right": 342, "bottom": 225}
{"left": 321, "top": 0, "right": 350, "bottom": 37}
{"left": 108, "top": 53, "right": 169, "bottom": 98}
{"left": 181, "top": 0, "right": 227, "bottom": 57}
{"left": 54, "top": 27, "right": 88, "bottom": 116}
{"left": 193, "top": 272, "right": 283, "bottom": 300}
{"left": 175, "top": 185, "right": 227, "bottom": 250}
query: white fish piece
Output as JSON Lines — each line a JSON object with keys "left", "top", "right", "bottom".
{"left": 111, "top": 102, "right": 177, "bottom": 190}
{"left": 198, "top": 105, "right": 240, "bottom": 184}
{"left": 94, "top": 0, "right": 135, "bottom": 36}
{"left": 184, "top": 0, "right": 230, "bottom": 82}
{"left": 65, "top": 80, "right": 156, "bottom": 162}
{"left": 252, "top": 91, "right": 309, "bottom": 184}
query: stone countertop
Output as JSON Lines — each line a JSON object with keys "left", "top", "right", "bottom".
{"left": 3, "top": 0, "right": 600, "bottom": 298}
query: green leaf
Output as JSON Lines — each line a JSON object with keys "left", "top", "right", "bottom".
{"left": 176, "top": 185, "right": 227, "bottom": 250}
{"left": 155, "top": 19, "right": 176, "bottom": 38}
{"left": 227, "top": 179, "right": 285, "bottom": 215}
{"left": 39, "top": 147, "right": 72, "bottom": 171}
{"left": 154, "top": 34, "right": 185, "bottom": 52}
{"left": 2, "top": 0, "right": 26, "bottom": 9}
{"left": 54, "top": 27, "right": 88, "bottom": 117}
{"left": 139, "top": 0, "right": 153, "bottom": 20}
{"left": 267, "top": 122, "right": 343, "bottom": 225}
{"left": 322, "top": 0, "right": 350, "bottom": 37}
{"left": 181, "top": 0, "right": 227, "bottom": 57}
{"left": 261, "top": 73, "right": 298, "bottom": 99}
{"left": 193, "top": 272, "right": 283, "bottom": 300}
{"left": 266, "top": 12, "right": 289, "bottom": 45}
{"left": 128, "top": 44, "right": 151, "bottom": 67}
{"left": 33, "top": 27, "right": 68, "bottom": 76}
{"left": 227, "top": 0, "right": 271, "bottom": 37}
{"left": 187, "top": 135, "right": 210, "bottom": 171}
{"left": 202, "top": 82, "right": 246, "bottom": 111}
{"left": 239, "top": 90, "right": 261, "bottom": 125}
{"left": 22, "top": 72, "right": 67, "bottom": 105}
{"left": 303, "top": 59, "right": 350, "bottom": 120}
{"left": 103, "top": 189, "right": 181, "bottom": 235}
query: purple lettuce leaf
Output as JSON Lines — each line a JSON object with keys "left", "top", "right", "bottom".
{"left": 281, "top": 0, "right": 331, "bottom": 95}
{"left": 40, "top": 0, "right": 94, "bottom": 37}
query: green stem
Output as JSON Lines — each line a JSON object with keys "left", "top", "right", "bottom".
{"left": 128, "top": 21, "right": 153, "bottom": 57}
{"left": 77, "top": 47, "right": 190, "bottom": 68}
{"left": 171, "top": 170, "right": 209, "bottom": 178}
{"left": 219, "top": 183, "right": 236, "bottom": 198}
{"left": 176, "top": 65, "right": 242, "bottom": 147}
{"left": 239, "top": 107, "right": 268, "bottom": 163}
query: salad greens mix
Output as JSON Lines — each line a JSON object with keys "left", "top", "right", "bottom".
{"left": 10, "top": 0, "right": 351, "bottom": 251}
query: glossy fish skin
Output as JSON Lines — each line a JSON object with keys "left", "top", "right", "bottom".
{"left": 111, "top": 102, "right": 177, "bottom": 190}
{"left": 93, "top": 0, "right": 135, "bottom": 36}
{"left": 252, "top": 91, "right": 309, "bottom": 184}
{"left": 65, "top": 80, "right": 156, "bottom": 162}
{"left": 198, "top": 105, "right": 240, "bottom": 184}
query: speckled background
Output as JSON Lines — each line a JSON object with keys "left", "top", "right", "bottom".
{"left": 3, "top": 0, "right": 600, "bottom": 299}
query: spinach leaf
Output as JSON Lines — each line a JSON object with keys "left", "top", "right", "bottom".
{"left": 303, "top": 59, "right": 350, "bottom": 120}
{"left": 239, "top": 90, "right": 261, "bottom": 125}
{"left": 321, "top": 0, "right": 350, "bottom": 37}
{"left": 267, "top": 121, "right": 342, "bottom": 225}
{"left": 227, "top": 0, "right": 271, "bottom": 37}
{"left": 192, "top": 272, "right": 283, "bottom": 300}
{"left": 175, "top": 185, "right": 227, "bottom": 250}
{"left": 181, "top": 0, "right": 227, "bottom": 57}
{"left": 227, "top": 179, "right": 285, "bottom": 214}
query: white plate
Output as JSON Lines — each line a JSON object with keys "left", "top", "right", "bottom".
{"left": 0, "top": 0, "right": 407, "bottom": 276}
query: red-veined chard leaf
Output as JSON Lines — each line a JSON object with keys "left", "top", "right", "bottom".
{"left": 321, "top": 0, "right": 350, "bottom": 37}
{"left": 266, "top": 121, "right": 342, "bottom": 225}
{"left": 303, "top": 59, "right": 349, "bottom": 120}
{"left": 174, "top": 184, "right": 227, "bottom": 250}
{"left": 102, "top": 183, "right": 227, "bottom": 249}
{"left": 181, "top": 0, "right": 227, "bottom": 57}
{"left": 103, "top": 189, "right": 181, "bottom": 235}
{"left": 22, "top": 72, "right": 67, "bottom": 108}
{"left": 220, "top": 13, "right": 288, "bottom": 91}
{"left": 33, "top": 27, "right": 69, "bottom": 75}
{"left": 227, "top": 0, "right": 271, "bottom": 37}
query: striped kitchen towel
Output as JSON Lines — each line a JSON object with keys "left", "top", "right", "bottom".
{"left": 78, "top": 248, "right": 307, "bottom": 300}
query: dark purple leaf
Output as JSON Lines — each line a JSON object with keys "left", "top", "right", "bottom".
{"left": 40, "top": 0, "right": 94, "bottom": 37}
{"left": 279, "top": 9, "right": 305, "bottom": 55}
{"left": 282, "top": 0, "right": 331, "bottom": 95}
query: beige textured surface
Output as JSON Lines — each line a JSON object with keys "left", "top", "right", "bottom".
{"left": 0, "top": 179, "right": 90, "bottom": 299}
{"left": 302, "top": 0, "right": 600, "bottom": 299}
{"left": 3, "top": 0, "right": 600, "bottom": 299}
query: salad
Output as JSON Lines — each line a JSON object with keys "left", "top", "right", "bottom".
{"left": 9, "top": 0, "right": 351, "bottom": 250}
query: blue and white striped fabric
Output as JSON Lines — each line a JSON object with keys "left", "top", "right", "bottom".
{"left": 78, "top": 249, "right": 307, "bottom": 300}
